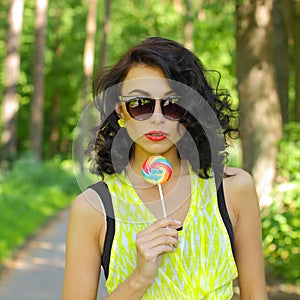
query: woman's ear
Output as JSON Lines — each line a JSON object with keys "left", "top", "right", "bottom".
{"left": 115, "top": 104, "right": 123, "bottom": 118}
{"left": 115, "top": 104, "right": 127, "bottom": 128}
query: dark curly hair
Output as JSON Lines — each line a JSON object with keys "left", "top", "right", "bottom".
{"left": 89, "top": 37, "right": 238, "bottom": 180}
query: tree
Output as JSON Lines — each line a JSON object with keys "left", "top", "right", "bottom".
{"left": 291, "top": 0, "right": 300, "bottom": 121}
{"left": 236, "top": 0, "right": 282, "bottom": 204}
{"left": 99, "top": 0, "right": 111, "bottom": 72}
{"left": 273, "top": 0, "right": 289, "bottom": 124}
{"left": 30, "top": 0, "right": 48, "bottom": 161}
{"left": 83, "top": 0, "right": 98, "bottom": 94}
{"left": 78, "top": 0, "right": 98, "bottom": 173}
{"left": 183, "top": 0, "right": 195, "bottom": 52}
{"left": 1, "top": 0, "right": 24, "bottom": 163}
{"left": 174, "top": 0, "right": 204, "bottom": 52}
{"left": 49, "top": 3, "right": 62, "bottom": 156}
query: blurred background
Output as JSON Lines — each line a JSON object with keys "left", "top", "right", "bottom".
{"left": 0, "top": 0, "right": 299, "bottom": 295}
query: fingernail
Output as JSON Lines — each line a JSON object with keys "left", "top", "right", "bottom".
{"left": 174, "top": 219, "right": 182, "bottom": 224}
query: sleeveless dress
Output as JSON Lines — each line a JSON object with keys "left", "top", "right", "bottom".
{"left": 97, "top": 166, "right": 238, "bottom": 299}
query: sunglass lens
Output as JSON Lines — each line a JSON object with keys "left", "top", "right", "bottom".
{"left": 162, "top": 99, "right": 186, "bottom": 120}
{"left": 127, "top": 97, "right": 154, "bottom": 120}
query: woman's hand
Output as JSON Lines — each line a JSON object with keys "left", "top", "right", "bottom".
{"left": 134, "top": 217, "right": 181, "bottom": 286}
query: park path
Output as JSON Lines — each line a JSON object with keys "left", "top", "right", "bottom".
{"left": 0, "top": 208, "right": 107, "bottom": 300}
{"left": 0, "top": 208, "right": 299, "bottom": 300}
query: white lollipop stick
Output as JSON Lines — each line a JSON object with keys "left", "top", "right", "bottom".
{"left": 158, "top": 183, "right": 174, "bottom": 248}
{"left": 158, "top": 183, "right": 167, "bottom": 218}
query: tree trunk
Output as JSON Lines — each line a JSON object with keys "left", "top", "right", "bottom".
{"left": 292, "top": 0, "right": 300, "bottom": 121}
{"left": 273, "top": 0, "right": 289, "bottom": 124}
{"left": 236, "top": 0, "right": 282, "bottom": 205}
{"left": 184, "top": 0, "right": 194, "bottom": 52}
{"left": 50, "top": 93, "right": 60, "bottom": 156}
{"left": 30, "top": 0, "right": 48, "bottom": 161}
{"left": 49, "top": 5, "right": 63, "bottom": 156}
{"left": 1, "top": 0, "right": 24, "bottom": 163}
{"left": 79, "top": 0, "right": 98, "bottom": 173}
{"left": 99, "top": 0, "right": 111, "bottom": 72}
{"left": 83, "top": 0, "right": 98, "bottom": 83}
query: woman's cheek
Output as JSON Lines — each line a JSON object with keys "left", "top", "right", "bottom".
{"left": 125, "top": 121, "right": 145, "bottom": 142}
{"left": 170, "top": 123, "right": 186, "bottom": 144}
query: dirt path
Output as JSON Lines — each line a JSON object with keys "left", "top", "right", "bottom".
{"left": 0, "top": 209, "right": 69, "bottom": 300}
{"left": 0, "top": 209, "right": 107, "bottom": 300}
{"left": 0, "top": 208, "right": 299, "bottom": 299}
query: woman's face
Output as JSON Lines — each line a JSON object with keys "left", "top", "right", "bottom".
{"left": 117, "top": 64, "right": 186, "bottom": 159}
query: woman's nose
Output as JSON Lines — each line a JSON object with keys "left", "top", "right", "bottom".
{"left": 150, "top": 100, "right": 165, "bottom": 124}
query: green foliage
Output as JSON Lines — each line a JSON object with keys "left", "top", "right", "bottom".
{"left": 276, "top": 122, "right": 300, "bottom": 181}
{"left": 226, "top": 139, "right": 242, "bottom": 168}
{"left": 102, "top": 0, "right": 184, "bottom": 66}
{"left": 0, "top": 0, "right": 237, "bottom": 160}
{"left": 0, "top": 156, "right": 79, "bottom": 262}
{"left": 262, "top": 123, "right": 300, "bottom": 284}
{"left": 194, "top": 2, "right": 237, "bottom": 100}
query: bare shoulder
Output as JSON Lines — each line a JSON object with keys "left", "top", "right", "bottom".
{"left": 223, "top": 167, "right": 259, "bottom": 221}
{"left": 69, "top": 188, "right": 106, "bottom": 231}
{"left": 224, "top": 166, "right": 256, "bottom": 192}
{"left": 71, "top": 188, "right": 106, "bottom": 216}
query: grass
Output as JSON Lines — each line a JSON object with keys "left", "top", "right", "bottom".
{"left": 0, "top": 157, "right": 80, "bottom": 263}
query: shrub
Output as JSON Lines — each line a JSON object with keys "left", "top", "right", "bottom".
{"left": 262, "top": 123, "right": 300, "bottom": 284}
{"left": 0, "top": 157, "right": 79, "bottom": 262}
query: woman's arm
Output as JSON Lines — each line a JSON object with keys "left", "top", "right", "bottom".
{"left": 224, "top": 168, "right": 269, "bottom": 300}
{"left": 62, "top": 190, "right": 180, "bottom": 300}
{"left": 62, "top": 192, "right": 103, "bottom": 300}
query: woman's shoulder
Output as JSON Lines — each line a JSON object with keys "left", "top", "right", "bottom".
{"left": 224, "top": 166, "right": 255, "bottom": 190}
{"left": 223, "top": 167, "right": 259, "bottom": 220}
{"left": 70, "top": 188, "right": 106, "bottom": 225}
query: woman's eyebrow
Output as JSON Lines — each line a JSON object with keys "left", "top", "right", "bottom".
{"left": 164, "top": 90, "right": 175, "bottom": 96}
{"left": 128, "top": 89, "right": 175, "bottom": 96}
{"left": 128, "top": 89, "right": 150, "bottom": 95}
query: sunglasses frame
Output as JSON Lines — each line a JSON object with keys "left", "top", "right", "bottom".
{"left": 118, "top": 95, "right": 187, "bottom": 121}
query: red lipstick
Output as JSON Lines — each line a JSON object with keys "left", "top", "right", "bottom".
{"left": 145, "top": 131, "right": 168, "bottom": 141}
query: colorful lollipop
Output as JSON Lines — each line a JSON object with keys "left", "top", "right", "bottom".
{"left": 142, "top": 155, "right": 172, "bottom": 217}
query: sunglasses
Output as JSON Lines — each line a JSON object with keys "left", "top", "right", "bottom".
{"left": 119, "top": 95, "right": 187, "bottom": 121}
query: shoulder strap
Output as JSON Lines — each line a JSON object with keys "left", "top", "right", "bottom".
{"left": 217, "top": 182, "right": 234, "bottom": 254}
{"left": 89, "top": 182, "right": 115, "bottom": 279}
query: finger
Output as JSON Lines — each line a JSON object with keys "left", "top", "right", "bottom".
{"left": 137, "top": 226, "right": 178, "bottom": 245}
{"left": 152, "top": 244, "right": 176, "bottom": 256}
{"left": 149, "top": 235, "right": 178, "bottom": 248}
{"left": 149, "top": 226, "right": 178, "bottom": 240}
{"left": 143, "top": 217, "right": 182, "bottom": 234}
{"left": 137, "top": 231, "right": 179, "bottom": 253}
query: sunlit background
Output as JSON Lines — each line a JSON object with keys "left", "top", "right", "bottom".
{"left": 0, "top": 0, "right": 299, "bottom": 298}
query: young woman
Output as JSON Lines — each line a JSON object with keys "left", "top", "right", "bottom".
{"left": 62, "top": 37, "right": 268, "bottom": 299}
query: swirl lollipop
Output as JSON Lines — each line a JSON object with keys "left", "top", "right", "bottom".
{"left": 142, "top": 155, "right": 172, "bottom": 217}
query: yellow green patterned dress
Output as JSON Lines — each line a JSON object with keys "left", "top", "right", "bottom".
{"left": 103, "top": 166, "right": 238, "bottom": 299}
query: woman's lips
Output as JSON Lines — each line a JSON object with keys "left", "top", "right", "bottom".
{"left": 145, "top": 131, "right": 168, "bottom": 141}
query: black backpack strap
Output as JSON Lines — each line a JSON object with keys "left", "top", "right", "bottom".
{"left": 217, "top": 182, "right": 234, "bottom": 255}
{"left": 89, "top": 182, "right": 115, "bottom": 279}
